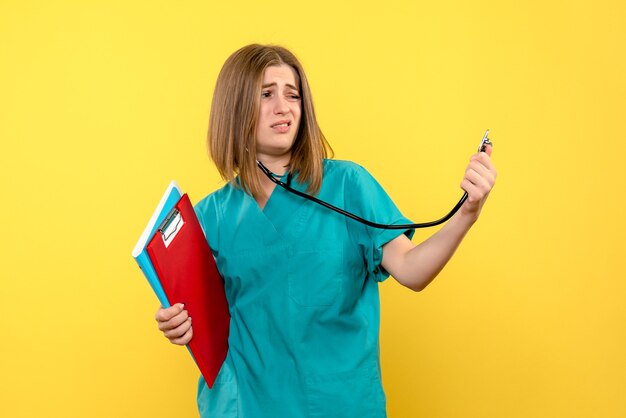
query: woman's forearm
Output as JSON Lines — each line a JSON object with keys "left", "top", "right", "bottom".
{"left": 386, "top": 210, "right": 478, "bottom": 291}
{"left": 382, "top": 148, "right": 496, "bottom": 291}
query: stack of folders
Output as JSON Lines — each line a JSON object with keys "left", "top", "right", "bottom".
{"left": 132, "top": 181, "right": 230, "bottom": 388}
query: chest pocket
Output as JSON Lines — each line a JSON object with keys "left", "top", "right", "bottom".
{"left": 287, "top": 246, "right": 344, "bottom": 307}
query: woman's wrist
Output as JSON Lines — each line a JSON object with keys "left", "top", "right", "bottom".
{"left": 455, "top": 205, "right": 481, "bottom": 229}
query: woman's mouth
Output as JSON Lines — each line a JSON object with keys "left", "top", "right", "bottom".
{"left": 271, "top": 121, "right": 291, "bottom": 133}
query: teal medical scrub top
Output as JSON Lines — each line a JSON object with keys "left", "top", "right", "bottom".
{"left": 194, "top": 159, "right": 414, "bottom": 418}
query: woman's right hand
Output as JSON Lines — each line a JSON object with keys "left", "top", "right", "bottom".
{"left": 155, "top": 303, "right": 193, "bottom": 345}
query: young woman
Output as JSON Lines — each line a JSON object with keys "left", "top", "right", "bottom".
{"left": 155, "top": 44, "right": 496, "bottom": 417}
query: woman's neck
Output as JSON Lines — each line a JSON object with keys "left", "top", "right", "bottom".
{"left": 256, "top": 153, "right": 291, "bottom": 176}
{"left": 254, "top": 153, "right": 291, "bottom": 209}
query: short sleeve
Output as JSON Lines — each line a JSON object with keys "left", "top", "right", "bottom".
{"left": 346, "top": 164, "right": 415, "bottom": 282}
{"left": 194, "top": 193, "right": 221, "bottom": 257}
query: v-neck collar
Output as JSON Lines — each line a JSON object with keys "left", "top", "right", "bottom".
{"left": 260, "top": 171, "right": 290, "bottom": 213}
{"left": 231, "top": 171, "right": 313, "bottom": 243}
{"left": 246, "top": 171, "right": 313, "bottom": 242}
{"left": 265, "top": 180, "right": 313, "bottom": 241}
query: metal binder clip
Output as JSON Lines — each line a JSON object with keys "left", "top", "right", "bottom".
{"left": 158, "top": 207, "right": 183, "bottom": 247}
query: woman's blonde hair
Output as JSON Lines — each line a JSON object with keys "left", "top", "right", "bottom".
{"left": 208, "top": 44, "right": 332, "bottom": 198}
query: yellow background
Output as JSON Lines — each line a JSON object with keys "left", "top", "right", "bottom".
{"left": 1, "top": 0, "right": 625, "bottom": 417}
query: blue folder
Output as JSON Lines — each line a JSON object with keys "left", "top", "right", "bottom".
{"left": 132, "top": 181, "right": 182, "bottom": 307}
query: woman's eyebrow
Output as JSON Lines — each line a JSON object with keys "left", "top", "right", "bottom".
{"left": 262, "top": 82, "right": 299, "bottom": 91}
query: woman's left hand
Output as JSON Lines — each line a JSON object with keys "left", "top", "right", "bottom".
{"left": 460, "top": 144, "right": 497, "bottom": 220}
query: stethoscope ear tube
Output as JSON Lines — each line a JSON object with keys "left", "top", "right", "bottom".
{"left": 256, "top": 161, "right": 468, "bottom": 230}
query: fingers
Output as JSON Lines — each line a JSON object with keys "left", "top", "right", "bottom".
{"left": 155, "top": 303, "right": 193, "bottom": 345}
{"left": 466, "top": 162, "right": 495, "bottom": 189}
{"left": 171, "top": 323, "right": 193, "bottom": 345}
{"left": 471, "top": 151, "right": 497, "bottom": 176}
{"left": 157, "top": 310, "right": 189, "bottom": 332}
{"left": 461, "top": 152, "right": 497, "bottom": 203}
{"left": 461, "top": 176, "right": 489, "bottom": 203}
{"left": 165, "top": 317, "right": 193, "bottom": 344}
{"left": 155, "top": 303, "right": 185, "bottom": 322}
{"left": 468, "top": 153, "right": 497, "bottom": 184}
{"left": 155, "top": 303, "right": 189, "bottom": 331}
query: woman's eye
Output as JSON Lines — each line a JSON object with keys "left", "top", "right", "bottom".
{"left": 288, "top": 94, "right": 301, "bottom": 100}
{"left": 261, "top": 91, "right": 271, "bottom": 98}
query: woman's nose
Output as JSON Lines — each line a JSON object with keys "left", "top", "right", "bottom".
{"left": 273, "top": 96, "right": 290, "bottom": 115}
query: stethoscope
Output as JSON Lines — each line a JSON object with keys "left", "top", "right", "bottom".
{"left": 256, "top": 130, "right": 493, "bottom": 230}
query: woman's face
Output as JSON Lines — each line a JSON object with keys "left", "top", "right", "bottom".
{"left": 255, "top": 64, "right": 302, "bottom": 162}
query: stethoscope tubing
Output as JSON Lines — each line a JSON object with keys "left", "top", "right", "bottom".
{"left": 256, "top": 161, "right": 469, "bottom": 230}
{"left": 256, "top": 131, "right": 491, "bottom": 230}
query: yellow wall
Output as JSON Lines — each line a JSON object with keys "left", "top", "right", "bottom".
{"left": 1, "top": 1, "right": 625, "bottom": 417}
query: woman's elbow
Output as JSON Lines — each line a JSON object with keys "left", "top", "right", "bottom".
{"left": 395, "top": 275, "right": 428, "bottom": 292}
{"left": 408, "top": 282, "right": 427, "bottom": 292}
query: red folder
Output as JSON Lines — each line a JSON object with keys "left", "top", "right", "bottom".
{"left": 146, "top": 193, "right": 230, "bottom": 388}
